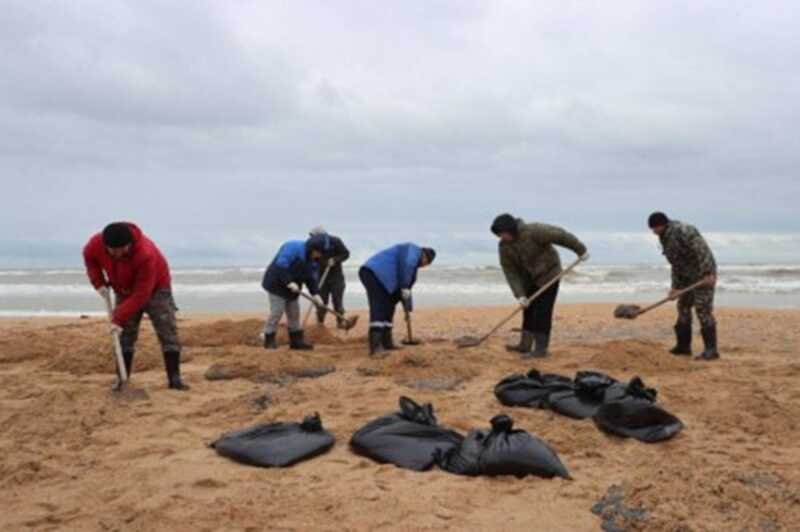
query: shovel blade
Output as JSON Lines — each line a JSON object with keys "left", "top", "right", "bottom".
{"left": 614, "top": 304, "right": 642, "bottom": 320}
{"left": 342, "top": 315, "right": 359, "bottom": 331}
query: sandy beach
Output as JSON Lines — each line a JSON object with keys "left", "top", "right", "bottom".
{"left": 1, "top": 304, "right": 799, "bottom": 531}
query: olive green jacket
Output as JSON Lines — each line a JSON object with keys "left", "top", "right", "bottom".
{"left": 498, "top": 219, "right": 587, "bottom": 298}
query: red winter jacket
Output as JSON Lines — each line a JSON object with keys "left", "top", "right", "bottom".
{"left": 83, "top": 223, "right": 172, "bottom": 326}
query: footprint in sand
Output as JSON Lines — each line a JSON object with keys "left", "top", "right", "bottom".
{"left": 194, "top": 478, "right": 227, "bottom": 489}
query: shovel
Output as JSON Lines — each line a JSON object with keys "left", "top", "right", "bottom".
{"left": 614, "top": 278, "right": 710, "bottom": 319}
{"left": 102, "top": 290, "right": 149, "bottom": 400}
{"left": 297, "top": 291, "right": 359, "bottom": 332}
{"left": 302, "top": 263, "right": 332, "bottom": 327}
{"left": 402, "top": 309, "right": 421, "bottom": 346}
{"left": 455, "top": 257, "right": 584, "bottom": 348}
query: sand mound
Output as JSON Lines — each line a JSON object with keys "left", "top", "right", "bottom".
{"left": 182, "top": 319, "right": 347, "bottom": 347}
{"left": 355, "top": 347, "right": 479, "bottom": 388}
{"left": 44, "top": 335, "right": 194, "bottom": 375}
{"left": 202, "top": 345, "right": 337, "bottom": 383}
{"left": 586, "top": 339, "right": 690, "bottom": 374}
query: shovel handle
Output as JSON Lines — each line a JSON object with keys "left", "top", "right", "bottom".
{"left": 302, "top": 264, "right": 332, "bottom": 327}
{"left": 475, "top": 257, "right": 584, "bottom": 345}
{"left": 635, "top": 278, "right": 711, "bottom": 316}
{"left": 298, "top": 290, "right": 348, "bottom": 320}
{"left": 102, "top": 290, "right": 128, "bottom": 383}
{"left": 405, "top": 310, "right": 415, "bottom": 343}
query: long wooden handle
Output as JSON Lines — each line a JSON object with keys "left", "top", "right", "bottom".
{"left": 302, "top": 264, "right": 332, "bottom": 326}
{"left": 636, "top": 278, "right": 710, "bottom": 316}
{"left": 103, "top": 291, "right": 128, "bottom": 382}
{"left": 298, "top": 290, "right": 347, "bottom": 320}
{"left": 405, "top": 310, "right": 414, "bottom": 342}
{"left": 476, "top": 257, "right": 584, "bottom": 344}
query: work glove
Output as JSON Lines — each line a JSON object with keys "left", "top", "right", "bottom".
{"left": 287, "top": 282, "right": 300, "bottom": 293}
{"left": 312, "top": 295, "right": 324, "bottom": 307}
{"left": 110, "top": 323, "right": 123, "bottom": 335}
{"left": 401, "top": 288, "right": 412, "bottom": 301}
{"left": 518, "top": 296, "right": 530, "bottom": 308}
{"left": 580, "top": 252, "right": 590, "bottom": 262}
{"left": 96, "top": 286, "right": 110, "bottom": 299}
{"left": 327, "top": 258, "right": 337, "bottom": 268}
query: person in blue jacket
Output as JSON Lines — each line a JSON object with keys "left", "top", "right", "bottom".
{"left": 261, "top": 235, "right": 326, "bottom": 350}
{"left": 359, "top": 243, "right": 436, "bottom": 356}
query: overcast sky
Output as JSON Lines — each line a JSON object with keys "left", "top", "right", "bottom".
{"left": 1, "top": 1, "right": 798, "bottom": 267}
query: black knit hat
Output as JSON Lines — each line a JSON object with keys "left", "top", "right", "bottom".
{"left": 421, "top": 247, "right": 437, "bottom": 264}
{"left": 491, "top": 213, "right": 518, "bottom": 236}
{"left": 102, "top": 223, "right": 134, "bottom": 248}
{"left": 647, "top": 212, "right": 670, "bottom": 228}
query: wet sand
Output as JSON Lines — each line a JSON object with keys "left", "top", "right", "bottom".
{"left": 1, "top": 304, "right": 799, "bottom": 531}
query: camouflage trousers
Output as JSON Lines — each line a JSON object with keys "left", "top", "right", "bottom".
{"left": 676, "top": 286, "right": 716, "bottom": 328}
{"left": 117, "top": 289, "right": 182, "bottom": 353}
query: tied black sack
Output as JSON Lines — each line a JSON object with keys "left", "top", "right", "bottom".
{"left": 547, "top": 371, "right": 619, "bottom": 419}
{"left": 211, "top": 413, "right": 335, "bottom": 467}
{"left": 437, "top": 415, "right": 570, "bottom": 479}
{"left": 494, "top": 369, "right": 574, "bottom": 408}
{"left": 350, "top": 396, "right": 464, "bottom": 471}
{"left": 593, "top": 377, "right": 684, "bottom": 443}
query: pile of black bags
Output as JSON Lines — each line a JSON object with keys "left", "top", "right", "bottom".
{"left": 211, "top": 413, "right": 335, "bottom": 467}
{"left": 348, "top": 398, "right": 569, "bottom": 479}
{"left": 349, "top": 396, "right": 464, "bottom": 471}
{"left": 436, "top": 414, "right": 571, "bottom": 479}
{"left": 494, "top": 370, "right": 683, "bottom": 443}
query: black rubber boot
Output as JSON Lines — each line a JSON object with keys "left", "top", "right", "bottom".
{"left": 336, "top": 317, "right": 348, "bottom": 330}
{"left": 670, "top": 323, "right": 693, "bottom": 356}
{"left": 506, "top": 330, "right": 534, "bottom": 353}
{"left": 289, "top": 330, "right": 314, "bottom": 350}
{"left": 369, "top": 328, "right": 386, "bottom": 358}
{"left": 522, "top": 333, "right": 550, "bottom": 359}
{"left": 316, "top": 309, "right": 326, "bottom": 326}
{"left": 382, "top": 327, "right": 401, "bottom": 350}
{"left": 112, "top": 351, "right": 134, "bottom": 391}
{"left": 263, "top": 332, "right": 277, "bottom": 350}
{"left": 164, "top": 351, "right": 190, "bottom": 391}
{"left": 697, "top": 325, "right": 720, "bottom": 361}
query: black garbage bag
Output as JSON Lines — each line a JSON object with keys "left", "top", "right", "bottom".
{"left": 437, "top": 414, "right": 570, "bottom": 479}
{"left": 494, "top": 369, "right": 574, "bottom": 408}
{"left": 350, "top": 396, "right": 464, "bottom": 471}
{"left": 548, "top": 371, "right": 619, "bottom": 419}
{"left": 603, "top": 376, "right": 658, "bottom": 403}
{"left": 593, "top": 399, "right": 684, "bottom": 443}
{"left": 211, "top": 413, "right": 335, "bottom": 467}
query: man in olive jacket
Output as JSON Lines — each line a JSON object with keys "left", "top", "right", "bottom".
{"left": 491, "top": 213, "right": 589, "bottom": 358}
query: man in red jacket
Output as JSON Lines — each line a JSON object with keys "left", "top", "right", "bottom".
{"left": 83, "top": 222, "right": 189, "bottom": 391}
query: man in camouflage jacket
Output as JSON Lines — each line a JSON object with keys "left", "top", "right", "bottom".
{"left": 648, "top": 212, "right": 720, "bottom": 360}
{"left": 491, "top": 213, "right": 590, "bottom": 358}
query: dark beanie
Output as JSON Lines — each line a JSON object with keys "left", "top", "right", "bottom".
{"left": 421, "top": 247, "right": 437, "bottom": 264}
{"left": 648, "top": 212, "right": 670, "bottom": 228}
{"left": 491, "top": 213, "right": 518, "bottom": 236}
{"left": 102, "top": 223, "right": 134, "bottom": 248}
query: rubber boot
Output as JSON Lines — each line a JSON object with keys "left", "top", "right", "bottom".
{"left": 697, "top": 324, "right": 720, "bottom": 361}
{"left": 164, "top": 351, "right": 190, "bottom": 391}
{"left": 263, "top": 332, "right": 277, "bottom": 350}
{"left": 336, "top": 316, "right": 348, "bottom": 330}
{"left": 382, "top": 327, "right": 401, "bottom": 350}
{"left": 369, "top": 327, "right": 386, "bottom": 358}
{"left": 670, "top": 323, "right": 692, "bottom": 356}
{"left": 522, "top": 333, "right": 550, "bottom": 359}
{"left": 111, "top": 351, "right": 134, "bottom": 391}
{"left": 289, "top": 330, "right": 314, "bottom": 350}
{"left": 506, "top": 330, "right": 534, "bottom": 353}
{"left": 316, "top": 309, "right": 326, "bottom": 327}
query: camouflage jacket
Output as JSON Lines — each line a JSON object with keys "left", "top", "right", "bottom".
{"left": 659, "top": 220, "right": 717, "bottom": 288}
{"left": 499, "top": 219, "right": 587, "bottom": 298}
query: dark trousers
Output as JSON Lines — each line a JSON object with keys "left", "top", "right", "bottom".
{"left": 521, "top": 281, "right": 560, "bottom": 335}
{"left": 359, "top": 267, "right": 400, "bottom": 328}
{"left": 317, "top": 273, "right": 346, "bottom": 323}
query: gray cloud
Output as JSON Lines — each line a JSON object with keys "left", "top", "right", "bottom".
{"left": 1, "top": 1, "right": 798, "bottom": 267}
